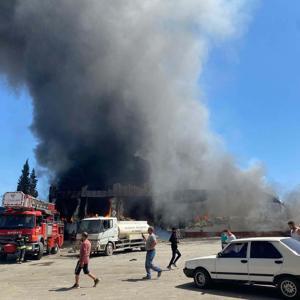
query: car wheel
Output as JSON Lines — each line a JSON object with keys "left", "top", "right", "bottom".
{"left": 278, "top": 276, "right": 300, "bottom": 299}
{"left": 193, "top": 268, "right": 211, "bottom": 289}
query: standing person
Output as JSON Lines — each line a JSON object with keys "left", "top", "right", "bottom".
{"left": 72, "top": 232, "right": 100, "bottom": 289}
{"left": 16, "top": 234, "right": 26, "bottom": 264}
{"left": 220, "top": 230, "right": 228, "bottom": 249}
{"left": 288, "top": 221, "right": 300, "bottom": 241}
{"left": 167, "top": 227, "right": 181, "bottom": 270}
{"left": 142, "top": 227, "right": 162, "bottom": 280}
{"left": 225, "top": 229, "right": 236, "bottom": 243}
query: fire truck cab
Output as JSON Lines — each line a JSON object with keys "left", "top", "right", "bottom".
{"left": 0, "top": 192, "right": 64, "bottom": 260}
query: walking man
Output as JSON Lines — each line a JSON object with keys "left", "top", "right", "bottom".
{"left": 167, "top": 227, "right": 181, "bottom": 270}
{"left": 220, "top": 230, "right": 227, "bottom": 249}
{"left": 72, "top": 232, "right": 99, "bottom": 288}
{"left": 142, "top": 227, "right": 162, "bottom": 280}
{"left": 288, "top": 221, "right": 300, "bottom": 241}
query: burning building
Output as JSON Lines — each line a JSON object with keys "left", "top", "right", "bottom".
{"left": 49, "top": 183, "right": 153, "bottom": 222}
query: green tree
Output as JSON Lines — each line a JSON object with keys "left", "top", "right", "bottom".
{"left": 17, "top": 160, "right": 30, "bottom": 194}
{"left": 29, "top": 168, "right": 39, "bottom": 198}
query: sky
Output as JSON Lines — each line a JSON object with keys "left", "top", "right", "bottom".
{"left": 0, "top": 1, "right": 299, "bottom": 199}
{"left": 202, "top": 0, "right": 300, "bottom": 195}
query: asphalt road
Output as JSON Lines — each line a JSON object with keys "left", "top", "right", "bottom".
{"left": 0, "top": 239, "right": 281, "bottom": 300}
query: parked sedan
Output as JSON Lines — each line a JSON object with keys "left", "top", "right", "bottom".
{"left": 184, "top": 237, "right": 300, "bottom": 299}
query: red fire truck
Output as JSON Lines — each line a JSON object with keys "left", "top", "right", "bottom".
{"left": 0, "top": 192, "right": 64, "bottom": 260}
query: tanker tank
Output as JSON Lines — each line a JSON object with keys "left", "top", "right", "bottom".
{"left": 117, "top": 221, "right": 149, "bottom": 239}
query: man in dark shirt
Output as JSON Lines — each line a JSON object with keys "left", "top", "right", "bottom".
{"left": 16, "top": 234, "right": 26, "bottom": 264}
{"left": 167, "top": 227, "right": 181, "bottom": 270}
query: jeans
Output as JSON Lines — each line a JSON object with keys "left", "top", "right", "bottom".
{"left": 17, "top": 248, "right": 25, "bottom": 262}
{"left": 168, "top": 247, "right": 181, "bottom": 267}
{"left": 145, "top": 250, "right": 161, "bottom": 278}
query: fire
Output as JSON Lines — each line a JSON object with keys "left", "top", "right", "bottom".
{"left": 104, "top": 206, "right": 112, "bottom": 218}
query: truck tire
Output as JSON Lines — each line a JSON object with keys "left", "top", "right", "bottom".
{"left": 140, "top": 246, "right": 146, "bottom": 251}
{"left": 0, "top": 253, "right": 7, "bottom": 261}
{"left": 34, "top": 242, "right": 44, "bottom": 260}
{"left": 50, "top": 243, "right": 59, "bottom": 254}
{"left": 278, "top": 276, "right": 300, "bottom": 299}
{"left": 193, "top": 268, "right": 211, "bottom": 289}
{"left": 105, "top": 243, "right": 114, "bottom": 256}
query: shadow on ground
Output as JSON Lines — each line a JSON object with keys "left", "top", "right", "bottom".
{"left": 122, "top": 278, "right": 149, "bottom": 283}
{"left": 30, "top": 261, "right": 54, "bottom": 266}
{"left": 176, "top": 282, "right": 280, "bottom": 299}
{"left": 49, "top": 286, "right": 91, "bottom": 292}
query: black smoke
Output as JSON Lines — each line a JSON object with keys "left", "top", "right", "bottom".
{"left": 0, "top": 0, "right": 149, "bottom": 195}
{"left": 0, "top": 1, "right": 283, "bottom": 229}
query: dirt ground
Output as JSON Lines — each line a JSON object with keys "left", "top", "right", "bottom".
{"left": 0, "top": 239, "right": 281, "bottom": 300}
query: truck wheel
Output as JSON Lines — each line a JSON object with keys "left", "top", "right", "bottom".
{"left": 140, "top": 246, "right": 146, "bottom": 251}
{"left": 50, "top": 243, "right": 59, "bottom": 255}
{"left": 278, "top": 276, "right": 300, "bottom": 299}
{"left": 105, "top": 243, "right": 114, "bottom": 256}
{"left": 34, "top": 242, "right": 44, "bottom": 260}
{"left": 194, "top": 268, "right": 211, "bottom": 289}
{"left": 0, "top": 253, "right": 7, "bottom": 261}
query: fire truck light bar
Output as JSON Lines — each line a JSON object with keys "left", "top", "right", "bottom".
{"left": 2, "top": 192, "right": 55, "bottom": 212}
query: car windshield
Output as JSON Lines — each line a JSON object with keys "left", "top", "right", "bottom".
{"left": 78, "top": 220, "right": 103, "bottom": 234}
{"left": 281, "top": 238, "right": 300, "bottom": 255}
{"left": 0, "top": 215, "right": 35, "bottom": 229}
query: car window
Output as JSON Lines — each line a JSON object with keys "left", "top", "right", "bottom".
{"left": 103, "top": 220, "right": 113, "bottom": 230}
{"left": 281, "top": 238, "right": 300, "bottom": 255}
{"left": 221, "top": 242, "right": 248, "bottom": 258}
{"left": 250, "top": 241, "right": 282, "bottom": 259}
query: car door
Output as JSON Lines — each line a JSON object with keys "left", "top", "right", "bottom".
{"left": 248, "top": 241, "right": 283, "bottom": 283}
{"left": 215, "top": 242, "right": 249, "bottom": 281}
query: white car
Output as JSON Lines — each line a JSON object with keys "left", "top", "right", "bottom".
{"left": 184, "top": 237, "right": 300, "bottom": 299}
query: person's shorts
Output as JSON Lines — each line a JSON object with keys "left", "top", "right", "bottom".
{"left": 75, "top": 261, "right": 90, "bottom": 275}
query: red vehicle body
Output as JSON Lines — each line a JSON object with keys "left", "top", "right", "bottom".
{"left": 0, "top": 192, "right": 64, "bottom": 260}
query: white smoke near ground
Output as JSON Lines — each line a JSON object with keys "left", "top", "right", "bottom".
{"left": 284, "top": 187, "right": 300, "bottom": 225}
{"left": 0, "top": 0, "right": 286, "bottom": 230}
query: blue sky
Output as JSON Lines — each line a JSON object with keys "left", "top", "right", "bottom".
{"left": 0, "top": 1, "right": 299, "bottom": 198}
{"left": 0, "top": 82, "right": 39, "bottom": 197}
{"left": 202, "top": 0, "right": 300, "bottom": 194}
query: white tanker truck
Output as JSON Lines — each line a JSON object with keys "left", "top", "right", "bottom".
{"left": 76, "top": 217, "right": 149, "bottom": 256}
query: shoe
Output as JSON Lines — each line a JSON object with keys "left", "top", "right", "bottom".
{"left": 71, "top": 283, "right": 79, "bottom": 289}
{"left": 172, "top": 263, "right": 177, "bottom": 268}
{"left": 157, "top": 271, "right": 162, "bottom": 278}
{"left": 93, "top": 278, "right": 100, "bottom": 287}
{"left": 142, "top": 276, "right": 151, "bottom": 280}
{"left": 167, "top": 265, "right": 172, "bottom": 270}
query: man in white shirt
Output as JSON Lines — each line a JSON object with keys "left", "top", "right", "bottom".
{"left": 225, "top": 229, "right": 236, "bottom": 243}
{"left": 142, "top": 227, "right": 162, "bottom": 280}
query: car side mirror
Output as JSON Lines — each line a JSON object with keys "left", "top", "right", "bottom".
{"left": 217, "top": 252, "right": 223, "bottom": 258}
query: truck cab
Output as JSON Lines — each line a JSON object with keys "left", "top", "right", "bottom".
{"left": 77, "top": 217, "right": 119, "bottom": 255}
{"left": 76, "top": 217, "right": 148, "bottom": 256}
{"left": 0, "top": 192, "right": 64, "bottom": 260}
